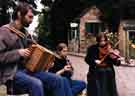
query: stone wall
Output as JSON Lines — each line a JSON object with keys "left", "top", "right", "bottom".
{"left": 79, "top": 6, "right": 101, "bottom": 52}
{"left": 118, "top": 20, "right": 135, "bottom": 59}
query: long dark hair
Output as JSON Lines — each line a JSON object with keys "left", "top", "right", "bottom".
{"left": 96, "top": 32, "right": 108, "bottom": 43}
{"left": 12, "top": 2, "right": 33, "bottom": 20}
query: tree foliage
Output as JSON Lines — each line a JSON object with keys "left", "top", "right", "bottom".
{"left": 37, "top": 0, "right": 135, "bottom": 47}
{"left": 0, "top": 0, "right": 37, "bottom": 26}
{"left": 35, "top": 8, "right": 55, "bottom": 50}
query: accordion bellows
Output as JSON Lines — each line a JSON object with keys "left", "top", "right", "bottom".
{"left": 26, "top": 44, "right": 59, "bottom": 72}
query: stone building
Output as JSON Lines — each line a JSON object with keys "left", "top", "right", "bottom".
{"left": 79, "top": 6, "right": 103, "bottom": 52}
{"left": 118, "top": 20, "right": 135, "bottom": 59}
{"left": 68, "top": 6, "right": 104, "bottom": 53}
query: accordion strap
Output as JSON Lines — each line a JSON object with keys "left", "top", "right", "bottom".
{"left": 4, "top": 25, "right": 38, "bottom": 45}
{"left": 3, "top": 24, "right": 26, "bottom": 38}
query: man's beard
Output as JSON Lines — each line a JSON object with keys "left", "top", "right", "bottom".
{"left": 23, "top": 23, "right": 30, "bottom": 27}
{"left": 21, "top": 18, "right": 30, "bottom": 27}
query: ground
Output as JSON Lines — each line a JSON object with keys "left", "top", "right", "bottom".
{"left": 68, "top": 55, "right": 135, "bottom": 96}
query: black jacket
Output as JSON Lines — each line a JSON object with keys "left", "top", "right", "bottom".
{"left": 85, "top": 44, "right": 121, "bottom": 72}
{"left": 49, "top": 57, "right": 73, "bottom": 79}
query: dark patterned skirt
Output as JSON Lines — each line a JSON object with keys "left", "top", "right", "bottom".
{"left": 87, "top": 67, "right": 118, "bottom": 96}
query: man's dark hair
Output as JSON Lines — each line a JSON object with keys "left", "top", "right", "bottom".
{"left": 12, "top": 2, "right": 33, "bottom": 20}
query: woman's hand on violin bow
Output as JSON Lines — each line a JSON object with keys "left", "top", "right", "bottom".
{"left": 109, "top": 49, "right": 120, "bottom": 59}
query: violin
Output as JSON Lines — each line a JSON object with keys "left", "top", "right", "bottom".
{"left": 98, "top": 40, "right": 120, "bottom": 64}
{"left": 99, "top": 43, "right": 111, "bottom": 59}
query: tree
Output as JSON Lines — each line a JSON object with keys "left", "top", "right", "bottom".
{"left": 35, "top": 9, "right": 55, "bottom": 50}
{"left": 0, "top": 0, "right": 37, "bottom": 26}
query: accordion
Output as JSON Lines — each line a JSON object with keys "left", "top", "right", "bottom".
{"left": 25, "top": 44, "right": 60, "bottom": 72}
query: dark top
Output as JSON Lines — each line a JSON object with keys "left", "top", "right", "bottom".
{"left": 49, "top": 57, "right": 73, "bottom": 79}
{"left": 85, "top": 44, "right": 121, "bottom": 72}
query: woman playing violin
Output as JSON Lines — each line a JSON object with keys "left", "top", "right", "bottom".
{"left": 85, "top": 32, "right": 121, "bottom": 96}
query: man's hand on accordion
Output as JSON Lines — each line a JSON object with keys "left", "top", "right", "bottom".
{"left": 18, "top": 48, "right": 32, "bottom": 58}
{"left": 48, "top": 62, "right": 54, "bottom": 69}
